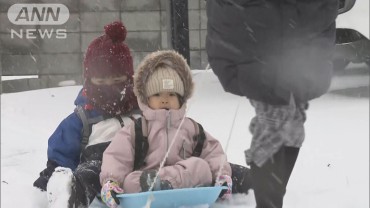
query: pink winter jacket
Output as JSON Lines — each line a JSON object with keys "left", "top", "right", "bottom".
{"left": 100, "top": 102, "right": 231, "bottom": 193}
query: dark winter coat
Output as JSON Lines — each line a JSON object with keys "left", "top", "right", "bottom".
{"left": 206, "top": 0, "right": 338, "bottom": 105}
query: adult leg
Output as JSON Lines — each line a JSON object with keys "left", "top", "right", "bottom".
{"left": 251, "top": 146, "right": 299, "bottom": 208}
{"left": 246, "top": 99, "right": 307, "bottom": 208}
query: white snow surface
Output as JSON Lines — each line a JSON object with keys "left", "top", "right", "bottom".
{"left": 1, "top": 70, "right": 369, "bottom": 208}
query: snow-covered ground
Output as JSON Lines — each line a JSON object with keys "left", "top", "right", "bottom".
{"left": 1, "top": 69, "right": 368, "bottom": 208}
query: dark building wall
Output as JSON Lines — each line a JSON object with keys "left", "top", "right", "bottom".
{"left": 0, "top": 0, "right": 208, "bottom": 93}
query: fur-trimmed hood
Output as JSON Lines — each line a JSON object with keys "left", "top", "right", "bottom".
{"left": 134, "top": 50, "right": 194, "bottom": 105}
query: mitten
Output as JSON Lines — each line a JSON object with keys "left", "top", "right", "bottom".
{"left": 215, "top": 175, "right": 232, "bottom": 200}
{"left": 33, "top": 160, "right": 59, "bottom": 191}
{"left": 101, "top": 180, "right": 124, "bottom": 208}
{"left": 140, "top": 169, "right": 173, "bottom": 192}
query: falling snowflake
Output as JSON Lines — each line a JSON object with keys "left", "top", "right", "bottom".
{"left": 120, "top": 88, "right": 127, "bottom": 101}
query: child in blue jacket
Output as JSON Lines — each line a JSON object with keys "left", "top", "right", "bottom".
{"left": 33, "top": 21, "right": 139, "bottom": 207}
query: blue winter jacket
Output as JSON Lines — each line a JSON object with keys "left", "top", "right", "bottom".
{"left": 47, "top": 89, "right": 101, "bottom": 170}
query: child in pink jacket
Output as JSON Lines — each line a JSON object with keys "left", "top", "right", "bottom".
{"left": 99, "top": 50, "right": 232, "bottom": 208}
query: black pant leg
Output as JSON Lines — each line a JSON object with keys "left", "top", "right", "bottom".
{"left": 251, "top": 146, "right": 299, "bottom": 208}
{"left": 69, "top": 160, "right": 102, "bottom": 207}
{"left": 282, "top": 147, "right": 300, "bottom": 187}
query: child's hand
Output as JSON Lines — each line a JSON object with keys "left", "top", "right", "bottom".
{"left": 215, "top": 175, "right": 232, "bottom": 200}
{"left": 101, "top": 180, "right": 124, "bottom": 208}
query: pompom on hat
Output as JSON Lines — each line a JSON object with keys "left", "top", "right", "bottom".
{"left": 83, "top": 21, "right": 138, "bottom": 116}
{"left": 83, "top": 21, "right": 133, "bottom": 79}
{"left": 134, "top": 50, "right": 194, "bottom": 106}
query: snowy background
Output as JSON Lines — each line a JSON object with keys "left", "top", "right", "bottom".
{"left": 1, "top": 0, "right": 369, "bottom": 207}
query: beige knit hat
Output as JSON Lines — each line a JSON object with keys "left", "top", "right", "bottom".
{"left": 134, "top": 50, "right": 194, "bottom": 105}
{"left": 145, "top": 66, "right": 184, "bottom": 97}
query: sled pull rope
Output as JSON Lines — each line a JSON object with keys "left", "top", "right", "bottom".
{"left": 145, "top": 66, "right": 211, "bottom": 208}
{"left": 147, "top": 66, "right": 211, "bottom": 193}
{"left": 215, "top": 97, "right": 242, "bottom": 183}
{"left": 144, "top": 103, "right": 189, "bottom": 208}
{"left": 149, "top": 109, "right": 188, "bottom": 192}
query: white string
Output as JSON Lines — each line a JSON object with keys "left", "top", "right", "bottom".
{"left": 144, "top": 66, "right": 242, "bottom": 207}
{"left": 215, "top": 97, "right": 242, "bottom": 183}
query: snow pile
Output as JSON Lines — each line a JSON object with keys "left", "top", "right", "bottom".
{"left": 46, "top": 167, "right": 74, "bottom": 208}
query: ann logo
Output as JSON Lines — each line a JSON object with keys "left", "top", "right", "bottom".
{"left": 15, "top": 7, "right": 60, "bottom": 23}
{"left": 8, "top": 4, "right": 69, "bottom": 25}
{"left": 7, "top": 4, "right": 69, "bottom": 39}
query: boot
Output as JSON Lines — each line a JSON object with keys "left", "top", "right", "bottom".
{"left": 230, "top": 163, "right": 253, "bottom": 194}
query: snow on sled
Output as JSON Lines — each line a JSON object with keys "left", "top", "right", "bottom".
{"left": 116, "top": 186, "right": 226, "bottom": 208}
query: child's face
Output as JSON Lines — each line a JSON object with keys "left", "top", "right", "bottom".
{"left": 91, "top": 75, "right": 127, "bottom": 86}
{"left": 148, "top": 92, "right": 180, "bottom": 110}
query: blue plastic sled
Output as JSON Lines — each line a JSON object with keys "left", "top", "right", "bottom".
{"left": 116, "top": 186, "right": 226, "bottom": 208}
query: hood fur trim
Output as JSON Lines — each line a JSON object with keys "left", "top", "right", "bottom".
{"left": 134, "top": 50, "right": 194, "bottom": 105}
